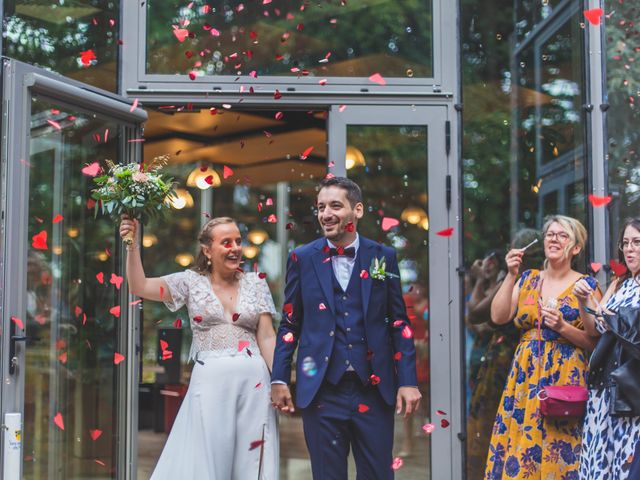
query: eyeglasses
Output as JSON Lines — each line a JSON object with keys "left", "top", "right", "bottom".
{"left": 544, "top": 231, "right": 571, "bottom": 242}
{"left": 618, "top": 239, "right": 640, "bottom": 251}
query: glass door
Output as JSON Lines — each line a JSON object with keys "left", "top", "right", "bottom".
{"left": 328, "top": 105, "right": 459, "bottom": 479}
{"left": 0, "top": 58, "right": 146, "bottom": 479}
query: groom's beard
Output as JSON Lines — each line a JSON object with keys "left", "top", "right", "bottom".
{"left": 321, "top": 219, "right": 354, "bottom": 242}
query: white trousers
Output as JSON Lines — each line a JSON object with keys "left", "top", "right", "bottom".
{"left": 151, "top": 350, "right": 279, "bottom": 480}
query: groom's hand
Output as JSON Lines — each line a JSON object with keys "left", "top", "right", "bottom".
{"left": 396, "top": 387, "right": 422, "bottom": 418}
{"left": 271, "top": 384, "right": 295, "bottom": 413}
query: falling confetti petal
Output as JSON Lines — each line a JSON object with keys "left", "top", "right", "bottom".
{"left": 609, "top": 259, "right": 628, "bottom": 277}
{"left": 583, "top": 8, "right": 604, "bottom": 25}
{"left": 90, "top": 429, "right": 103, "bottom": 441}
{"left": 319, "top": 303, "right": 327, "bottom": 311}
{"left": 223, "top": 165, "right": 234, "bottom": 179}
{"left": 58, "top": 352, "right": 68, "bottom": 364}
{"left": 368, "top": 73, "right": 386, "bottom": 85}
{"left": 436, "top": 409, "right": 447, "bottom": 416}
{"left": 238, "top": 340, "right": 250, "bottom": 351}
{"left": 79, "top": 49, "right": 97, "bottom": 67}
{"left": 422, "top": 423, "right": 435, "bottom": 434}
{"left": 300, "top": 146, "right": 314, "bottom": 160}
{"left": 401, "top": 325, "right": 413, "bottom": 339}
{"left": 345, "top": 222, "right": 355, "bottom": 232}
{"left": 81, "top": 162, "right": 101, "bottom": 177}
{"left": 394, "top": 352, "right": 402, "bottom": 360}
{"left": 110, "top": 273, "right": 124, "bottom": 290}
{"left": 109, "top": 305, "right": 120, "bottom": 317}
{"left": 282, "top": 332, "right": 294, "bottom": 343}
{"left": 54, "top": 412, "right": 65, "bottom": 430}
{"left": 32, "top": 231, "right": 48, "bottom": 250}
{"left": 441, "top": 419, "right": 450, "bottom": 428}
{"left": 381, "top": 217, "right": 400, "bottom": 232}
{"left": 358, "top": 404, "right": 370, "bottom": 413}
{"left": 96, "top": 272, "right": 104, "bottom": 284}
{"left": 193, "top": 316, "right": 203, "bottom": 323}
{"left": 249, "top": 439, "right": 265, "bottom": 450}
{"left": 129, "top": 98, "right": 139, "bottom": 112}
{"left": 369, "top": 374, "right": 380, "bottom": 385}
{"left": 360, "top": 270, "right": 369, "bottom": 279}
{"left": 173, "top": 28, "right": 189, "bottom": 42}
{"left": 392, "top": 457, "right": 404, "bottom": 470}
{"left": 588, "top": 194, "right": 612, "bottom": 207}
{"left": 436, "top": 227, "right": 454, "bottom": 237}
{"left": 113, "top": 353, "right": 125, "bottom": 365}
{"left": 173, "top": 318, "right": 183, "bottom": 328}
{"left": 590, "top": 262, "right": 602, "bottom": 273}
{"left": 52, "top": 214, "right": 64, "bottom": 223}
{"left": 267, "top": 214, "right": 277, "bottom": 223}
{"left": 232, "top": 313, "right": 240, "bottom": 322}
{"left": 11, "top": 316, "right": 24, "bottom": 329}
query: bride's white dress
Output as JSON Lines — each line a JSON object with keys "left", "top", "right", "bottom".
{"left": 150, "top": 270, "right": 279, "bottom": 480}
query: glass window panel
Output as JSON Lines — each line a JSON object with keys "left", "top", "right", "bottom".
{"left": 461, "top": 2, "right": 587, "bottom": 479}
{"left": 23, "top": 98, "right": 123, "bottom": 478}
{"left": 136, "top": 108, "right": 325, "bottom": 478}
{"left": 145, "top": 0, "right": 433, "bottom": 78}
{"left": 2, "top": 0, "right": 119, "bottom": 92}
{"left": 605, "top": 0, "right": 640, "bottom": 258}
{"left": 348, "top": 125, "right": 431, "bottom": 478}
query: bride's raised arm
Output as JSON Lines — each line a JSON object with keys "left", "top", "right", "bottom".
{"left": 120, "top": 215, "right": 171, "bottom": 302}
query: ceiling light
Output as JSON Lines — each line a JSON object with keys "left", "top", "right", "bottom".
{"left": 247, "top": 228, "right": 269, "bottom": 245}
{"left": 187, "top": 165, "right": 221, "bottom": 190}
{"left": 168, "top": 188, "right": 194, "bottom": 210}
{"left": 345, "top": 146, "right": 366, "bottom": 170}
{"left": 401, "top": 206, "right": 427, "bottom": 225}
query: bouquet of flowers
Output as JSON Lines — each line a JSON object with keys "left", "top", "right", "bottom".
{"left": 91, "top": 155, "right": 176, "bottom": 244}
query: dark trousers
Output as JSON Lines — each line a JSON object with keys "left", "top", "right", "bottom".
{"left": 301, "top": 373, "right": 395, "bottom": 480}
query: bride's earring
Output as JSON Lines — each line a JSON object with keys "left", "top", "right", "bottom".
{"left": 206, "top": 258, "right": 212, "bottom": 266}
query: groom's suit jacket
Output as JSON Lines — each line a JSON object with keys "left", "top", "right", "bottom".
{"left": 272, "top": 236, "right": 418, "bottom": 409}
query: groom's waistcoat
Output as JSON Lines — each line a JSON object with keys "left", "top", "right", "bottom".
{"left": 325, "top": 258, "right": 370, "bottom": 385}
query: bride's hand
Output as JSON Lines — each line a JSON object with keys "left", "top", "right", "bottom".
{"left": 119, "top": 215, "right": 138, "bottom": 239}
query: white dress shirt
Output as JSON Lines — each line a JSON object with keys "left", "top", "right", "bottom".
{"left": 327, "top": 234, "right": 359, "bottom": 291}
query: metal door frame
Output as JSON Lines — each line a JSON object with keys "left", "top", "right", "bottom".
{"left": 328, "top": 104, "right": 462, "bottom": 479}
{"left": 0, "top": 57, "right": 146, "bottom": 479}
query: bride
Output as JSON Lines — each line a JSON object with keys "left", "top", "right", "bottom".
{"left": 120, "top": 215, "right": 279, "bottom": 479}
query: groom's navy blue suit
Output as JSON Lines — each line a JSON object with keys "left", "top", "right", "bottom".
{"left": 272, "top": 236, "right": 418, "bottom": 479}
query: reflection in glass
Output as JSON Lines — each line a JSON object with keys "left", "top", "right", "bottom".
{"left": 605, "top": 0, "right": 640, "bottom": 259}
{"left": 348, "top": 125, "right": 430, "bottom": 478}
{"left": 2, "top": 0, "right": 119, "bottom": 91}
{"left": 23, "top": 100, "right": 122, "bottom": 478}
{"left": 146, "top": 0, "right": 433, "bottom": 78}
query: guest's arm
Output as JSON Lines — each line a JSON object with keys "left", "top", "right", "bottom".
{"left": 491, "top": 249, "right": 524, "bottom": 325}
{"left": 541, "top": 306, "right": 599, "bottom": 350}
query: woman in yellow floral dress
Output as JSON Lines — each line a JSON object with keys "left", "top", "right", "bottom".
{"left": 485, "top": 215, "right": 600, "bottom": 479}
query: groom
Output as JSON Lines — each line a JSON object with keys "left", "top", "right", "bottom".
{"left": 271, "top": 176, "right": 421, "bottom": 479}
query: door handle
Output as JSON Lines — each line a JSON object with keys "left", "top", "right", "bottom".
{"left": 8, "top": 321, "right": 39, "bottom": 375}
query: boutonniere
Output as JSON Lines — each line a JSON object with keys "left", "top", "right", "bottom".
{"left": 369, "top": 256, "right": 399, "bottom": 281}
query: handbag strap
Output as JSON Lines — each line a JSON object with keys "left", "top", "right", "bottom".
{"left": 535, "top": 276, "right": 545, "bottom": 399}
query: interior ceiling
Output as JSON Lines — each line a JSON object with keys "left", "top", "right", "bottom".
{"left": 144, "top": 108, "right": 327, "bottom": 186}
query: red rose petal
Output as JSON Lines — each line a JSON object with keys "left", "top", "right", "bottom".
{"left": 11, "top": 316, "right": 24, "bottom": 330}
{"left": 193, "top": 315, "right": 203, "bottom": 323}
{"left": 588, "top": 194, "right": 612, "bottom": 207}
{"left": 368, "top": 73, "right": 386, "bottom": 85}
{"left": 282, "top": 332, "right": 294, "bottom": 343}
{"left": 113, "top": 352, "right": 125, "bottom": 365}
{"left": 32, "top": 231, "right": 48, "bottom": 250}
{"left": 54, "top": 412, "right": 65, "bottom": 430}
{"left": 369, "top": 374, "right": 380, "bottom": 385}
{"left": 381, "top": 217, "right": 400, "bottom": 232}
{"left": 345, "top": 222, "right": 355, "bottom": 232}
{"left": 249, "top": 439, "right": 265, "bottom": 451}
{"left": 160, "top": 339, "right": 169, "bottom": 352}
{"left": 441, "top": 419, "right": 450, "bottom": 428}
{"left": 283, "top": 303, "right": 293, "bottom": 317}
{"left": 223, "top": 165, "right": 234, "bottom": 179}
{"left": 583, "top": 8, "right": 604, "bottom": 26}
{"left": 109, "top": 305, "right": 120, "bottom": 317}
{"left": 610, "top": 259, "right": 628, "bottom": 277}
{"left": 436, "top": 409, "right": 447, "bottom": 416}
{"left": 391, "top": 457, "right": 404, "bottom": 470}
{"left": 81, "top": 162, "right": 101, "bottom": 177}
{"left": 300, "top": 146, "right": 314, "bottom": 160}
{"left": 96, "top": 272, "right": 104, "bottom": 284}
{"left": 358, "top": 404, "right": 370, "bottom": 413}
{"left": 394, "top": 352, "right": 402, "bottom": 361}
{"left": 258, "top": 272, "right": 267, "bottom": 279}
{"left": 360, "top": 270, "right": 369, "bottom": 279}
{"left": 173, "top": 318, "right": 183, "bottom": 328}
{"left": 109, "top": 273, "right": 124, "bottom": 290}
{"left": 319, "top": 303, "right": 327, "bottom": 310}
{"left": 267, "top": 214, "right": 277, "bottom": 223}
{"left": 401, "top": 325, "right": 413, "bottom": 339}
{"left": 436, "top": 227, "right": 455, "bottom": 237}
{"left": 232, "top": 313, "right": 240, "bottom": 322}
{"left": 52, "top": 214, "right": 64, "bottom": 223}
{"left": 90, "top": 429, "right": 102, "bottom": 441}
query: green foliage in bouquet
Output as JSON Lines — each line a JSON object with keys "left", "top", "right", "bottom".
{"left": 91, "top": 155, "right": 177, "bottom": 243}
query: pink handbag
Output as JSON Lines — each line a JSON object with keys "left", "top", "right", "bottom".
{"left": 535, "top": 278, "right": 588, "bottom": 418}
{"left": 537, "top": 385, "right": 588, "bottom": 417}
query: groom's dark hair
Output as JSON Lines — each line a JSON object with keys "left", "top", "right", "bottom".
{"left": 318, "top": 176, "right": 363, "bottom": 208}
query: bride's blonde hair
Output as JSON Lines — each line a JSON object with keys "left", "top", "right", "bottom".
{"left": 192, "top": 217, "right": 237, "bottom": 274}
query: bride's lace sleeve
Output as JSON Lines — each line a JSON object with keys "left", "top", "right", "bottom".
{"left": 254, "top": 274, "right": 277, "bottom": 317}
{"left": 161, "top": 270, "right": 192, "bottom": 312}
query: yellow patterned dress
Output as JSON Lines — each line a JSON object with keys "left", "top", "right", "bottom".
{"left": 484, "top": 269, "right": 596, "bottom": 480}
